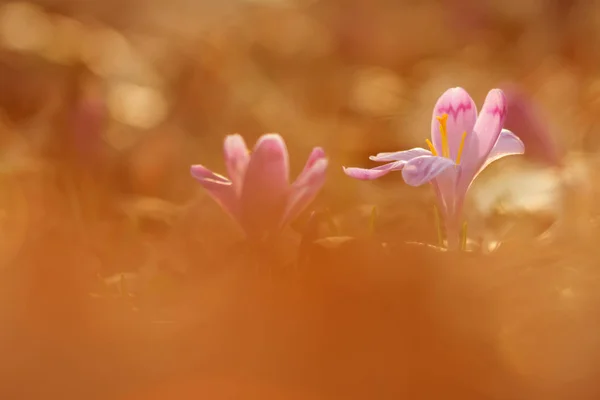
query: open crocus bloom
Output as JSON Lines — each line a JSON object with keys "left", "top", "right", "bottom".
{"left": 344, "top": 87, "right": 525, "bottom": 249}
{"left": 191, "top": 133, "right": 328, "bottom": 241}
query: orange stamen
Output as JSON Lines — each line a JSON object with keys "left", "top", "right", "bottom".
{"left": 425, "top": 139, "right": 438, "bottom": 156}
{"left": 436, "top": 114, "right": 450, "bottom": 158}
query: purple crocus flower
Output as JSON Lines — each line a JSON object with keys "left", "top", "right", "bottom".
{"left": 343, "top": 87, "right": 525, "bottom": 249}
{"left": 191, "top": 133, "right": 328, "bottom": 241}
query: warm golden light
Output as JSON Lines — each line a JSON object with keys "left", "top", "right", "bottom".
{"left": 0, "top": 1, "right": 596, "bottom": 400}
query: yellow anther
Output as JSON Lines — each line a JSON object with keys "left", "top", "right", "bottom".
{"left": 455, "top": 131, "right": 468, "bottom": 164}
{"left": 425, "top": 139, "right": 438, "bottom": 156}
{"left": 436, "top": 114, "right": 450, "bottom": 158}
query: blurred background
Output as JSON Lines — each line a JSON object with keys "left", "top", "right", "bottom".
{"left": 1, "top": 0, "right": 600, "bottom": 399}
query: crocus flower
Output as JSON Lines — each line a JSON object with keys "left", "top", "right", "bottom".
{"left": 191, "top": 133, "right": 328, "bottom": 241}
{"left": 343, "top": 87, "right": 525, "bottom": 249}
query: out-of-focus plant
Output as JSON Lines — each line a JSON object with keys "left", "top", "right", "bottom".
{"left": 502, "top": 84, "right": 563, "bottom": 167}
{"left": 191, "top": 133, "right": 328, "bottom": 242}
{"left": 344, "top": 87, "right": 525, "bottom": 250}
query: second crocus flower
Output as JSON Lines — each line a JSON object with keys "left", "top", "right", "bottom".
{"left": 191, "top": 133, "right": 328, "bottom": 242}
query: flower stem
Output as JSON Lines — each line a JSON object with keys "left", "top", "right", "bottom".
{"left": 433, "top": 205, "right": 444, "bottom": 247}
{"left": 445, "top": 217, "right": 462, "bottom": 251}
{"left": 368, "top": 205, "right": 378, "bottom": 236}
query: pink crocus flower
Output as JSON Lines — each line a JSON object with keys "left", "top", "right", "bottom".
{"left": 191, "top": 133, "right": 328, "bottom": 241}
{"left": 343, "top": 87, "right": 525, "bottom": 249}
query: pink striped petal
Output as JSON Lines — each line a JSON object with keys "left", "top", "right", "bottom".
{"left": 369, "top": 147, "right": 432, "bottom": 162}
{"left": 280, "top": 157, "right": 328, "bottom": 228}
{"left": 239, "top": 134, "right": 290, "bottom": 237}
{"left": 457, "top": 129, "right": 524, "bottom": 196}
{"left": 343, "top": 161, "right": 406, "bottom": 180}
{"left": 479, "top": 129, "right": 525, "bottom": 172}
{"left": 455, "top": 89, "right": 507, "bottom": 193}
{"left": 401, "top": 155, "right": 457, "bottom": 187}
{"left": 471, "top": 88, "right": 507, "bottom": 163}
{"left": 224, "top": 134, "right": 250, "bottom": 194}
{"left": 431, "top": 87, "right": 478, "bottom": 160}
{"left": 190, "top": 164, "right": 239, "bottom": 219}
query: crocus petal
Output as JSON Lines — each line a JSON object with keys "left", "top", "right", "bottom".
{"left": 239, "top": 134, "right": 290, "bottom": 237}
{"left": 343, "top": 160, "right": 406, "bottom": 180}
{"left": 479, "top": 129, "right": 525, "bottom": 172}
{"left": 470, "top": 88, "right": 507, "bottom": 162}
{"left": 280, "top": 157, "right": 328, "bottom": 228}
{"left": 431, "top": 87, "right": 478, "bottom": 160}
{"left": 401, "top": 155, "right": 457, "bottom": 187}
{"left": 455, "top": 130, "right": 525, "bottom": 203}
{"left": 432, "top": 166, "right": 460, "bottom": 218}
{"left": 301, "top": 147, "right": 326, "bottom": 173}
{"left": 190, "top": 164, "right": 231, "bottom": 184}
{"left": 224, "top": 134, "right": 250, "bottom": 194}
{"left": 369, "top": 147, "right": 432, "bottom": 162}
{"left": 345, "top": 147, "right": 432, "bottom": 179}
{"left": 191, "top": 164, "right": 239, "bottom": 218}
{"left": 294, "top": 147, "right": 327, "bottom": 187}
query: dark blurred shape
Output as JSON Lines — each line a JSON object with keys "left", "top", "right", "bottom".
{"left": 0, "top": 52, "right": 63, "bottom": 125}
{"left": 502, "top": 84, "right": 564, "bottom": 167}
{"left": 67, "top": 64, "right": 110, "bottom": 168}
{"left": 296, "top": 210, "right": 322, "bottom": 267}
{"left": 438, "top": 0, "right": 490, "bottom": 38}
{"left": 32, "top": 0, "right": 138, "bottom": 30}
